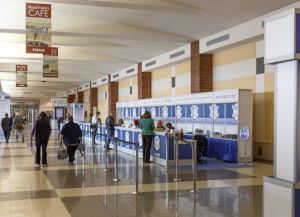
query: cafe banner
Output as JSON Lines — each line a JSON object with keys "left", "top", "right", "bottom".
{"left": 16, "top": 65, "right": 28, "bottom": 87}
{"left": 26, "top": 3, "right": 51, "bottom": 53}
{"left": 43, "top": 47, "right": 58, "bottom": 77}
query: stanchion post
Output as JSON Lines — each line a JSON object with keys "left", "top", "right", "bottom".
{"left": 190, "top": 140, "right": 198, "bottom": 194}
{"left": 173, "top": 138, "right": 182, "bottom": 182}
{"left": 103, "top": 135, "right": 112, "bottom": 172}
{"left": 113, "top": 137, "right": 120, "bottom": 182}
{"left": 130, "top": 142, "right": 142, "bottom": 195}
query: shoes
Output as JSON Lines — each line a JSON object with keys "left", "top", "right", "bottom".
{"left": 68, "top": 162, "right": 74, "bottom": 165}
{"left": 42, "top": 164, "right": 48, "bottom": 167}
{"left": 34, "top": 163, "right": 40, "bottom": 168}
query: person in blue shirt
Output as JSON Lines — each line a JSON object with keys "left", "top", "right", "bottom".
{"left": 60, "top": 116, "right": 82, "bottom": 165}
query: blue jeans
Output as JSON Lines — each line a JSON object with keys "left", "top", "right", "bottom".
{"left": 105, "top": 129, "right": 114, "bottom": 148}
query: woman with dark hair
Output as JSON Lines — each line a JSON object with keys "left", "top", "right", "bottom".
{"left": 31, "top": 111, "right": 51, "bottom": 167}
{"left": 140, "top": 111, "right": 155, "bottom": 163}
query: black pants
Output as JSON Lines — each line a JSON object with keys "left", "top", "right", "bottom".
{"left": 3, "top": 130, "right": 11, "bottom": 143}
{"left": 67, "top": 145, "right": 78, "bottom": 163}
{"left": 142, "top": 135, "right": 153, "bottom": 163}
{"left": 35, "top": 137, "right": 49, "bottom": 164}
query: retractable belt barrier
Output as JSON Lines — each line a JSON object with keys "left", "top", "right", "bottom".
{"left": 173, "top": 138, "right": 198, "bottom": 194}
{"left": 115, "top": 138, "right": 140, "bottom": 195}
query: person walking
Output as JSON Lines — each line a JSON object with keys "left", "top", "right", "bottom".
{"left": 140, "top": 111, "right": 155, "bottom": 163}
{"left": 105, "top": 113, "right": 115, "bottom": 151}
{"left": 1, "top": 113, "right": 13, "bottom": 143}
{"left": 31, "top": 112, "right": 51, "bottom": 167}
{"left": 60, "top": 116, "right": 82, "bottom": 165}
{"left": 14, "top": 112, "right": 25, "bottom": 142}
{"left": 91, "top": 111, "right": 101, "bottom": 145}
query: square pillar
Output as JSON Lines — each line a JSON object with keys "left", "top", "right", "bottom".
{"left": 77, "top": 92, "right": 83, "bottom": 103}
{"left": 137, "top": 62, "right": 152, "bottom": 99}
{"left": 67, "top": 94, "right": 75, "bottom": 103}
{"left": 191, "top": 40, "right": 213, "bottom": 93}
{"left": 90, "top": 87, "right": 98, "bottom": 115}
{"left": 263, "top": 8, "right": 300, "bottom": 217}
{"left": 108, "top": 75, "right": 118, "bottom": 121}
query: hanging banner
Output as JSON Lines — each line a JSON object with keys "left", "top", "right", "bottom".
{"left": 43, "top": 47, "right": 58, "bottom": 77}
{"left": 16, "top": 65, "right": 28, "bottom": 87}
{"left": 26, "top": 3, "right": 51, "bottom": 53}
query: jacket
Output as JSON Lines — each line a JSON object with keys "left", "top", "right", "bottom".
{"left": 31, "top": 119, "right": 51, "bottom": 140}
{"left": 105, "top": 116, "right": 115, "bottom": 130}
{"left": 1, "top": 117, "right": 13, "bottom": 131}
{"left": 140, "top": 118, "right": 155, "bottom": 135}
{"left": 61, "top": 122, "right": 82, "bottom": 145}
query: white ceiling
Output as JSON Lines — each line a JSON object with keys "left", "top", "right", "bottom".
{"left": 0, "top": 0, "right": 298, "bottom": 97}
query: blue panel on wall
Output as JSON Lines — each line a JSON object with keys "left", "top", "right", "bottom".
{"left": 295, "top": 189, "right": 300, "bottom": 217}
{"left": 225, "top": 103, "right": 238, "bottom": 125}
{"left": 214, "top": 103, "right": 225, "bottom": 124}
{"left": 296, "top": 14, "right": 300, "bottom": 54}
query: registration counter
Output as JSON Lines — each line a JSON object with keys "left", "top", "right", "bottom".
{"left": 79, "top": 122, "right": 238, "bottom": 166}
{"left": 79, "top": 123, "right": 193, "bottom": 166}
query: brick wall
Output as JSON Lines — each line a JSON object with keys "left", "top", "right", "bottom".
{"left": 108, "top": 76, "right": 119, "bottom": 120}
{"left": 138, "top": 63, "right": 152, "bottom": 99}
{"left": 191, "top": 41, "right": 213, "bottom": 93}
{"left": 67, "top": 95, "right": 75, "bottom": 103}
{"left": 77, "top": 92, "right": 83, "bottom": 103}
{"left": 90, "top": 88, "right": 98, "bottom": 114}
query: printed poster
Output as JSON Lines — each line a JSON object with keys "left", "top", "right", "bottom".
{"left": 26, "top": 3, "right": 51, "bottom": 53}
{"left": 43, "top": 47, "right": 58, "bottom": 77}
{"left": 16, "top": 65, "right": 28, "bottom": 87}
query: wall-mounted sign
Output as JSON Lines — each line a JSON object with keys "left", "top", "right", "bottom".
{"left": 240, "top": 127, "right": 250, "bottom": 141}
{"left": 43, "top": 47, "right": 58, "bottom": 77}
{"left": 26, "top": 3, "right": 51, "bottom": 53}
{"left": 16, "top": 65, "right": 28, "bottom": 87}
{"left": 51, "top": 97, "right": 67, "bottom": 107}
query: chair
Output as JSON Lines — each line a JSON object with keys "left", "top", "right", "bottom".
{"left": 193, "top": 134, "right": 208, "bottom": 164}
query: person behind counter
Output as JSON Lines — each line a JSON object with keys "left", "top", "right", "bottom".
{"left": 140, "top": 111, "right": 155, "bottom": 163}
{"left": 154, "top": 120, "right": 164, "bottom": 132}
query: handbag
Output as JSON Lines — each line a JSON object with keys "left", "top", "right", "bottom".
{"left": 57, "top": 142, "right": 68, "bottom": 160}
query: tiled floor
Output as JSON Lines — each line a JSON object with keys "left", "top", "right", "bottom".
{"left": 0, "top": 127, "right": 273, "bottom": 217}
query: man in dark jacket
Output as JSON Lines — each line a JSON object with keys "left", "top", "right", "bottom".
{"left": 1, "top": 113, "right": 13, "bottom": 143}
{"left": 105, "top": 113, "right": 115, "bottom": 151}
{"left": 60, "top": 116, "right": 82, "bottom": 165}
{"left": 31, "top": 112, "right": 51, "bottom": 167}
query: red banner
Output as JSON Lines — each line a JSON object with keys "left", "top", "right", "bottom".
{"left": 16, "top": 65, "right": 28, "bottom": 87}
{"left": 43, "top": 47, "right": 58, "bottom": 78}
{"left": 26, "top": 3, "right": 52, "bottom": 54}
{"left": 26, "top": 3, "right": 51, "bottom": 18}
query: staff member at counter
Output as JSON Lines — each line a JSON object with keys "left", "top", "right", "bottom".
{"left": 140, "top": 111, "right": 155, "bottom": 163}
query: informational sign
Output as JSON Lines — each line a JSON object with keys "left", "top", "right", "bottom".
{"left": 16, "top": 65, "right": 28, "bottom": 87}
{"left": 43, "top": 47, "right": 58, "bottom": 77}
{"left": 240, "top": 127, "right": 250, "bottom": 141}
{"left": 51, "top": 97, "right": 67, "bottom": 107}
{"left": 26, "top": 3, "right": 51, "bottom": 53}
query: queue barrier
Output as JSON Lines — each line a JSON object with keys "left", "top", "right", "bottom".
{"left": 173, "top": 137, "right": 198, "bottom": 194}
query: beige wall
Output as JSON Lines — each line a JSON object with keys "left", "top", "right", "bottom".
{"left": 151, "top": 60, "right": 191, "bottom": 98}
{"left": 118, "top": 75, "right": 138, "bottom": 102}
{"left": 212, "top": 40, "right": 275, "bottom": 161}
{"left": 83, "top": 90, "right": 90, "bottom": 121}
{"left": 39, "top": 98, "right": 53, "bottom": 112}
{"left": 97, "top": 84, "right": 108, "bottom": 122}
